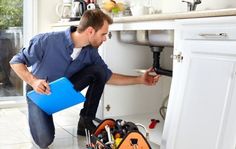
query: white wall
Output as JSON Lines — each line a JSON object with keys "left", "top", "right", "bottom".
{"left": 198, "top": 0, "right": 236, "bottom": 10}
{"left": 37, "top": 0, "right": 61, "bottom": 33}
{"left": 127, "top": 0, "right": 236, "bottom": 13}
{"left": 161, "top": 0, "right": 236, "bottom": 13}
{"left": 37, "top": 0, "right": 236, "bottom": 33}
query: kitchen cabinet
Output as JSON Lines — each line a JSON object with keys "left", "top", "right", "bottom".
{"left": 51, "top": 15, "right": 236, "bottom": 149}
{"left": 100, "top": 31, "right": 173, "bottom": 145}
{"left": 162, "top": 16, "right": 236, "bottom": 149}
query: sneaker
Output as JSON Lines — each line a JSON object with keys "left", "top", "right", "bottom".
{"left": 77, "top": 116, "right": 97, "bottom": 136}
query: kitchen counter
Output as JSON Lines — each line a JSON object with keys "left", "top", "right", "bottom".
{"left": 113, "top": 8, "right": 236, "bottom": 23}
{"left": 51, "top": 8, "right": 236, "bottom": 30}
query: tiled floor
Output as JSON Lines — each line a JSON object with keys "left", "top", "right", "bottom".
{"left": 0, "top": 104, "right": 160, "bottom": 149}
{"left": 0, "top": 105, "right": 87, "bottom": 149}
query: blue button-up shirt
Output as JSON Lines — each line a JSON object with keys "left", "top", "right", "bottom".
{"left": 10, "top": 26, "right": 112, "bottom": 82}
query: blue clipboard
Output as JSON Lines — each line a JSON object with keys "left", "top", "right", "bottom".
{"left": 27, "top": 77, "right": 86, "bottom": 115}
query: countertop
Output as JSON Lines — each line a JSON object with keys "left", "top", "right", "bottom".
{"left": 51, "top": 8, "right": 236, "bottom": 27}
{"left": 113, "top": 8, "right": 236, "bottom": 23}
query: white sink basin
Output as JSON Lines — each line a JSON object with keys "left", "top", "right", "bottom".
{"left": 119, "top": 30, "right": 174, "bottom": 47}
{"left": 148, "top": 30, "right": 174, "bottom": 47}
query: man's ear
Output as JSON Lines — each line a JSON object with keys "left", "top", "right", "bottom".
{"left": 86, "top": 26, "right": 95, "bottom": 35}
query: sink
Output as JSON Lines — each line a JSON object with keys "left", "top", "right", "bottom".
{"left": 147, "top": 30, "right": 174, "bottom": 77}
{"left": 148, "top": 30, "right": 174, "bottom": 47}
{"left": 119, "top": 30, "right": 174, "bottom": 77}
{"left": 119, "top": 30, "right": 174, "bottom": 47}
{"left": 119, "top": 30, "right": 136, "bottom": 44}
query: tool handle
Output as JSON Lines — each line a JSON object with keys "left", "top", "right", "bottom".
{"left": 149, "top": 119, "right": 160, "bottom": 129}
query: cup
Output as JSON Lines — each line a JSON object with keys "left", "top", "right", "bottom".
{"left": 63, "top": 0, "right": 72, "bottom": 4}
{"left": 130, "top": 5, "right": 145, "bottom": 16}
{"left": 87, "top": 3, "right": 96, "bottom": 10}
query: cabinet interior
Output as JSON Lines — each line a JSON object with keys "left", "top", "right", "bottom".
{"left": 100, "top": 31, "right": 174, "bottom": 145}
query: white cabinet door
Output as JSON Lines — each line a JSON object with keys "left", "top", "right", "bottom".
{"left": 162, "top": 18, "right": 236, "bottom": 149}
{"left": 175, "top": 40, "right": 236, "bottom": 149}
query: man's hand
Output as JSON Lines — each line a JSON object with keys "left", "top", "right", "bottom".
{"left": 31, "top": 78, "right": 51, "bottom": 95}
{"left": 141, "top": 67, "right": 160, "bottom": 86}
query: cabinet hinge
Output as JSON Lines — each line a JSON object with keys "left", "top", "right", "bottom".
{"left": 105, "top": 104, "right": 111, "bottom": 111}
{"left": 108, "top": 32, "right": 112, "bottom": 39}
{"left": 172, "top": 51, "right": 183, "bottom": 62}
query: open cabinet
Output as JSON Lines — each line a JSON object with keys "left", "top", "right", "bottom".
{"left": 99, "top": 31, "right": 173, "bottom": 146}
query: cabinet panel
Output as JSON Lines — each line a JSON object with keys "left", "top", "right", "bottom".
{"left": 101, "top": 31, "right": 173, "bottom": 146}
{"left": 169, "top": 38, "right": 236, "bottom": 149}
{"left": 175, "top": 52, "right": 234, "bottom": 149}
{"left": 218, "top": 64, "right": 236, "bottom": 149}
{"left": 102, "top": 31, "right": 169, "bottom": 117}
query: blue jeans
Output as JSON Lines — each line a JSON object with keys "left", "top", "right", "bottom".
{"left": 26, "top": 65, "right": 107, "bottom": 148}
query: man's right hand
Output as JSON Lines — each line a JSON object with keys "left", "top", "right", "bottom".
{"left": 31, "top": 78, "right": 51, "bottom": 95}
{"left": 10, "top": 63, "right": 51, "bottom": 95}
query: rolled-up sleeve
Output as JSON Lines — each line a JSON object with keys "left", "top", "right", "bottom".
{"left": 9, "top": 35, "right": 44, "bottom": 67}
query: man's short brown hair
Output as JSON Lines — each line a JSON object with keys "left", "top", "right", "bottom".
{"left": 77, "top": 9, "right": 113, "bottom": 33}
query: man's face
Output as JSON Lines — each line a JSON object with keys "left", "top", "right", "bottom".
{"left": 88, "top": 21, "right": 109, "bottom": 48}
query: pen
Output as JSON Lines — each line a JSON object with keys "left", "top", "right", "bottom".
{"left": 44, "top": 76, "right": 48, "bottom": 92}
{"left": 45, "top": 76, "right": 48, "bottom": 83}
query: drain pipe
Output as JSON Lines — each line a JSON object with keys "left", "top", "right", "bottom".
{"left": 150, "top": 46, "right": 172, "bottom": 77}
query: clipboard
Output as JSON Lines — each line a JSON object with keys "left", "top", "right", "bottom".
{"left": 27, "top": 77, "right": 86, "bottom": 115}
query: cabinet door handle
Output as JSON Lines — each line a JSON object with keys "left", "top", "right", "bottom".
{"left": 198, "top": 33, "right": 228, "bottom": 38}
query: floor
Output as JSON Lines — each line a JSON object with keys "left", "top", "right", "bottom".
{"left": 0, "top": 104, "right": 160, "bottom": 149}
{"left": 0, "top": 105, "right": 87, "bottom": 149}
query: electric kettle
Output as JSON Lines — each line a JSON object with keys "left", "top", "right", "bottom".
{"left": 70, "top": 0, "right": 87, "bottom": 21}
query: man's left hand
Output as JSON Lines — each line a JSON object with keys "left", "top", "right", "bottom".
{"left": 141, "top": 67, "right": 160, "bottom": 86}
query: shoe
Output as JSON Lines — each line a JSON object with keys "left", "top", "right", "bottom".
{"left": 77, "top": 116, "right": 97, "bottom": 136}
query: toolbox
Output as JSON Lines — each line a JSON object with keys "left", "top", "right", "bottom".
{"left": 85, "top": 118, "right": 152, "bottom": 149}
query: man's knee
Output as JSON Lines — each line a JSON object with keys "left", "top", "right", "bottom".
{"left": 34, "top": 134, "right": 54, "bottom": 148}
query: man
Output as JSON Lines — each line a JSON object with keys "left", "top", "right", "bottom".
{"left": 10, "top": 9, "right": 160, "bottom": 148}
